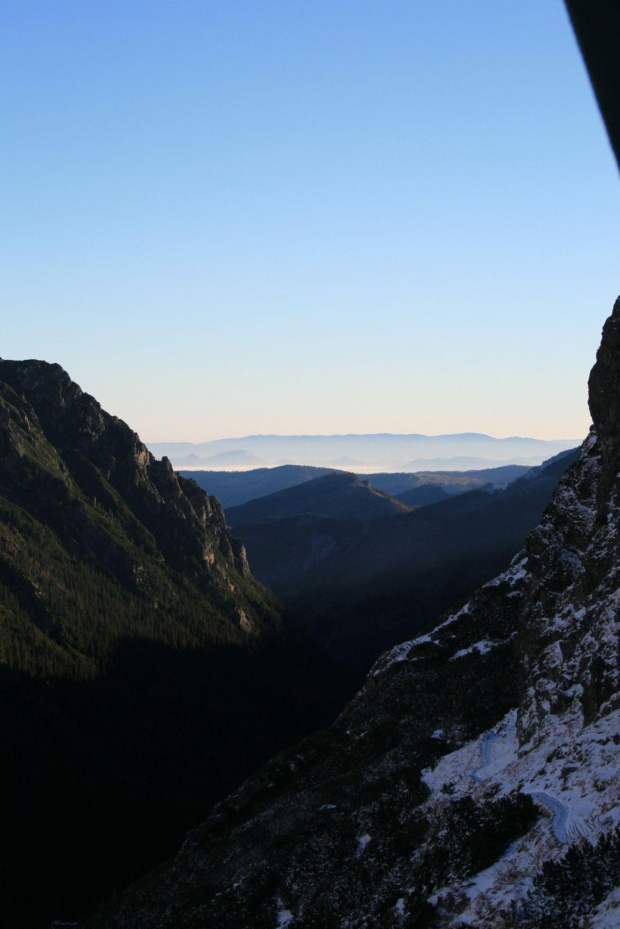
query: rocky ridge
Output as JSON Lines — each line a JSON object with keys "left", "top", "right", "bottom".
{"left": 0, "top": 359, "right": 252, "bottom": 598}
{"left": 90, "top": 300, "right": 620, "bottom": 929}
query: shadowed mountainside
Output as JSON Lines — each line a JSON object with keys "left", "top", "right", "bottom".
{"left": 233, "top": 449, "right": 578, "bottom": 668}
{"left": 183, "top": 463, "right": 527, "bottom": 511}
{"left": 0, "top": 360, "right": 352, "bottom": 929}
{"left": 379, "top": 463, "right": 530, "bottom": 499}
{"left": 226, "top": 472, "right": 411, "bottom": 526}
{"left": 181, "top": 464, "right": 336, "bottom": 508}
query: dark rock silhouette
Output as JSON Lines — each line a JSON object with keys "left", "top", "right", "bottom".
{"left": 565, "top": 1, "right": 620, "bottom": 172}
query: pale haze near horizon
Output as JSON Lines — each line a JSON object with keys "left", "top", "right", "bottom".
{"left": 1, "top": 1, "right": 619, "bottom": 444}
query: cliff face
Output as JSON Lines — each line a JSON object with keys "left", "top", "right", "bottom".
{"left": 0, "top": 359, "right": 251, "bottom": 597}
{"left": 518, "top": 298, "right": 620, "bottom": 739}
{"left": 94, "top": 299, "right": 620, "bottom": 929}
{"left": 0, "top": 357, "right": 276, "bottom": 687}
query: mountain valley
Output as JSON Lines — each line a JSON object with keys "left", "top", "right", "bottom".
{"left": 0, "top": 362, "right": 563, "bottom": 928}
{"left": 82, "top": 297, "right": 620, "bottom": 929}
{"left": 229, "top": 451, "right": 577, "bottom": 669}
{"left": 3, "top": 2, "right": 619, "bottom": 928}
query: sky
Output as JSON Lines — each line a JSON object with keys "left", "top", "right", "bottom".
{"left": 2, "top": 1, "right": 619, "bottom": 443}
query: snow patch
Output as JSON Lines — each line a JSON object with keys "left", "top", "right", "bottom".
{"left": 373, "top": 603, "right": 471, "bottom": 675}
{"left": 530, "top": 791, "right": 589, "bottom": 844}
{"left": 423, "top": 700, "right": 620, "bottom": 923}
{"left": 483, "top": 555, "right": 529, "bottom": 589}
{"left": 275, "top": 899, "right": 294, "bottom": 927}
{"left": 590, "top": 886, "right": 620, "bottom": 929}
{"left": 356, "top": 833, "right": 371, "bottom": 856}
{"left": 449, "top": 639, "right": 496, "bottom": 661}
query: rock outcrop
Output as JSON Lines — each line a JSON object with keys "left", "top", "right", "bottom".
{"left": 90, "top": 299, "right": 620, "bottom": 929}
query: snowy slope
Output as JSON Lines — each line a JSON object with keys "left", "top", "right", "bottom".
{"left": 370, "top": 302, "right": 620, "bottom": 926}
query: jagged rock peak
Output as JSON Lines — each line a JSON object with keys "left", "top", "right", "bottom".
{"left": 588, "top": 294, "right": 620, "bottom": 466}
{"left": 0, "top": 358, "right": 85, "bottom": 414}
{"left": 0, "top": 358, "right": 252, "bottom": 582}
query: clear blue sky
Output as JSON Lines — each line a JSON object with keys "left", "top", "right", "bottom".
{"left": 2, "top": 1, "right": 619, "bottom": 441}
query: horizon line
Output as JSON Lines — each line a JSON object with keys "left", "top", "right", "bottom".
{"left": 145, "top": 430, "right": 585, "bottom": 445}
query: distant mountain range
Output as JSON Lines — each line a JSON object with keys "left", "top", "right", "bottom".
{"left": 149, "top": 432, "right": 580, "bottom": 471}
{"left": 184, "top": 463, "right": 531, "bottom": 509}
{"left": 179, "top": 449, "right": 264, "bottom": 467}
